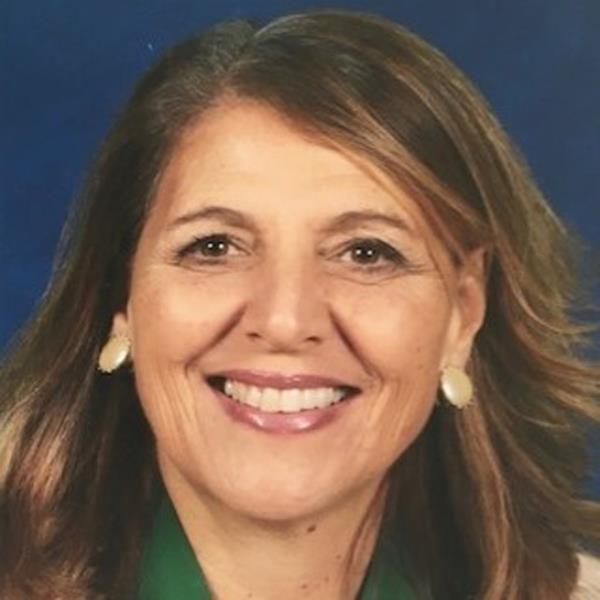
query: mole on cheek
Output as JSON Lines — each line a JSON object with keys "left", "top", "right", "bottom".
{"left": 306, "top": 524, "right": 317, "bottom": 533}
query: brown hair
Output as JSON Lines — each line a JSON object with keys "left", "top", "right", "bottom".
{"left": 1, "top": 10, "right": 598, "bottom": 599}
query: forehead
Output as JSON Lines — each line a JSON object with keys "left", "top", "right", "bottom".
{"left": 150, "top": 100, "right": 427, "bottom": 230}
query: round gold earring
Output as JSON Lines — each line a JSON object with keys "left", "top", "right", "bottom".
{"left": 97, "top": 333, "right": 131, "bottom": 373}
{"left": 440, "top": 366, "right": 473, "bottom": 409}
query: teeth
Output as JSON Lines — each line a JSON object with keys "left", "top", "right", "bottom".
{"left": 260, "top": 388, "right": 280, "bottom": 412}
{"left": 222, "top": 379, "right": 346, "bottom": 413}
{"left": 247, "top": 385, "right": 262, "bottom": 408}
{"left": 282, "top": 388, "right": 302, "bottom": 412}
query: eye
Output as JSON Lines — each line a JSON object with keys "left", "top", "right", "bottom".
{"left": 176, "top": 233, "right": 244, "bottom": 263}
{"left": 342, "top": 238, "right": 406, "bottom": 267}
{"left": 193, "top": 234, "right": 230, "bottom": 257}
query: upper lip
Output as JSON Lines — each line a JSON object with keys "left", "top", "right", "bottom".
{"left": 207, "top": 369, "right": 360, "bottom": 391}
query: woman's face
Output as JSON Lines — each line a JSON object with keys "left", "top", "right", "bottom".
{"left": 116, "top": 101, "right": 485, "bottom": 521}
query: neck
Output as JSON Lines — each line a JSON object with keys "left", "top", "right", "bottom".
{"left": 160, "top": 464, "right": 389, "bottom": 600}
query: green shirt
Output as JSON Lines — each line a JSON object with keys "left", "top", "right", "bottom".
{"left": 138, "top": 494, "right": 416, "bottom": 599}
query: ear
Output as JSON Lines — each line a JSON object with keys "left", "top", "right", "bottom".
{"left": 442, "top": 247, "right": 488, "bottom": 369}
{"left": 111, "top": 310, "right": 130, "bottom": 336}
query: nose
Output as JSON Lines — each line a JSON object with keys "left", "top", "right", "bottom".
{"left": 242, "top": 256, "right": 330, "bottom": 353}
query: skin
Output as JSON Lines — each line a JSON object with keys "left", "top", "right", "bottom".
{"left": 113, "top": 100, "right": 487, "bottom": 599}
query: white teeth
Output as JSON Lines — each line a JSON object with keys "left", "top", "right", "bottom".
{"left": 260, "top": 388, "right": 280, "bottom": 412}
{"left": 247, "top": 385, "right": 262, "bottom": 408}
{"left": 281, "top": 388, "right": 302, "bottom": 412}
{"left": 221, "top": 379, "right": 346, "bottom": 413}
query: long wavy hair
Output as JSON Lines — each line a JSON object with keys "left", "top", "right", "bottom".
{"left": 1, "top": 10, "right": 599, "bottom": 599}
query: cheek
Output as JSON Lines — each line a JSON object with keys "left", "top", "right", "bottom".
{"left": 126, "top": 269, "right": 248, "bottom": 442}
{"left": 128, "top": 269, "right": 247, "bottom": 363}
{"left": 329, "top": 279, "right": 450, "bottom": 456}
{"left": 329, "top": 277, "right": 451, "bottom": 380}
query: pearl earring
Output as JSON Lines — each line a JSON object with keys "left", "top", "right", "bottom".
{"left": 440, "top": 366, "right": 473, "bottom": 409}
{"left": 97, "top": 333, "right": 131, "bottom": 373}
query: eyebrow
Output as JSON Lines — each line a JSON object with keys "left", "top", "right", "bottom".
{"left": 320, "top": 210, "right": 415, "bottom": 236}
{"left": 166, "top": 205, "right": 259, "bottom": 232}
{"left": 167, "top": 205, "right": 415, "bottom": 237}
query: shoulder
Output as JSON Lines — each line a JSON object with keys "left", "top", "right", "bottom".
{"left": 572, "top": 553, "right": 600, "bottom": 599}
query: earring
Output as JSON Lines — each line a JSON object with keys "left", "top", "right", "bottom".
{"left": 440, "top": 366, "right": 473, "bottom": 409}
{"left": 97, "top": 333, "right": 131, "bottom": 373}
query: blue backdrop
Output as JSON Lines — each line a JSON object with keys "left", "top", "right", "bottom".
{"left": 1, "top": 1, "right": 599, "bottom": 492}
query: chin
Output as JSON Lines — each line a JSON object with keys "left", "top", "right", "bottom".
{"left": 212, "top": 476, "right": 349, "bottom": 524}
{"left": 229, "top": 494, "right": 331, "bottom": 524}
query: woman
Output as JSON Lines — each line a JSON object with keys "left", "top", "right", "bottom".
{"left": 1, "top": 9, "right": 599, "bottom": 599}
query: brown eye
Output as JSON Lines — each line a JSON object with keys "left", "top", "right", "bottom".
{"left": 180, "top": 234, "right": 232, "bottom": 259}
{"left": 346, "top": 239, "right": 404, "bottom": 266}
{"left": 174, "top": 230, "right": 255, "bottom": 269}
{"left": 350, "top": 243, "right": 380, "bottom": 264}
{"left": 196, "top": 234, "right": 230, "bottom": 257}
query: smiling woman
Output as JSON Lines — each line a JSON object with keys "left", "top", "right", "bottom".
{"left": 1, "top": 9, "right": 599, "bottom": 600}
{"left": 119, "top": 101, "right": 481, "bottom": 572}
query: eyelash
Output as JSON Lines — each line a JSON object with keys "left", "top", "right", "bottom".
{"left": 175, "top": 233, "right": 412, "bottom": 273}
{"left": 335, "top": 237, "right": 408, "bottom": 270}
{"left": 176, "top": 233, "right": 246, "bottom": 263}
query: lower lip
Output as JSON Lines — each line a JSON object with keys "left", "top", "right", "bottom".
{"left": 212, "top": 387, "right": 355, "bottom": 434}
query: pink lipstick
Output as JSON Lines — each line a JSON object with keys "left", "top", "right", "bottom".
{"left": 214, "top": 369, "right": 354, "bottom": 390}
{"left": 206, "top": 370, "right": 360, "bottom": 434}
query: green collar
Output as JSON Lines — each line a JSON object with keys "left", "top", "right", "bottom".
{"left": 138, "top": 494, "right": 416, "bottom": 599}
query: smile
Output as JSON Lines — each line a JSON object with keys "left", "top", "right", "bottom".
{"left": 226, "top": 379, "right": 346, "bottom": 412}
{"left": 206, "top": 373, "right": 360, "bottom": 414}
